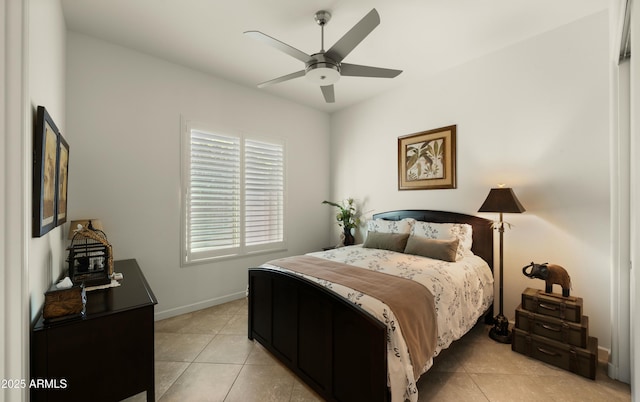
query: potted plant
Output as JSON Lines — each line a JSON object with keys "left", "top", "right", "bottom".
{"left": 322, "top": 198, "right": 360, "bottom": 246}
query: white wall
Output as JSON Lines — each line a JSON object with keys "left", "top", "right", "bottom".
{"left": 629, "top": 0, "right": 640, "bottom": 396}
{"left": 1, "top": 0, "right": 66, "bottom": 399}
{"left": 331, "top": 12, "right": 611, "bottom": 348}
{"left": 66, "top": 32, "right": 331, "bottom": 319}
{"left": 2, "top": 1, "right": 29, "bottom": 400}
{"left": 28, "top": 0, "right": 68, "bottom": 321}
{"left": 608, "top": 0, "right": 631, "bottom": 383}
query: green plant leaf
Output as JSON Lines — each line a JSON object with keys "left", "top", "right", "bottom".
{"left": 322, "top": 200, "right": 342, "bottom": 209}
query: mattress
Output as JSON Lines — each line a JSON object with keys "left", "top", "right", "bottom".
{"left": 261, "top": 245, "right": 494, "bottom": 402}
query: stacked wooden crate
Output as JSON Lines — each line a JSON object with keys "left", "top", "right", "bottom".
{"left": 512, "top": 287, "right": 598, "bottom": 379}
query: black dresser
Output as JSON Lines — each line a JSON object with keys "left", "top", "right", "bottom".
{"left": 31, "top": 259, "right": 158, "bottom": 401}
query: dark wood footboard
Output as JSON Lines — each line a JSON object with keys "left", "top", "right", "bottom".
{"left": 248, "top": 268, "right": 389, "bottom": 402}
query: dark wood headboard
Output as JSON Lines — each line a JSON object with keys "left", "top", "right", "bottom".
{"left": 372, "top": 210, "right": 494, "bottom": 271}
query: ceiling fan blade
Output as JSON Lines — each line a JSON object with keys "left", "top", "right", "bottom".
{"left": 340, "top": 63, "right": 402, "bottom": 78}
{"left": 321, "top": 85, "right": 335, "bottom": 103}
{"left": 325, "top": 8, "right": 380, "bottom": 63}
{"left": 244, "top": 31, "right": 311, "bottom": 63}
{"left": 257, "top": 70, "right": 305, "bottom": 88}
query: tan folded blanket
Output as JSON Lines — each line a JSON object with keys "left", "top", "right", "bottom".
{"left": 267, "top": 255, "right": 437, "bottom": 379}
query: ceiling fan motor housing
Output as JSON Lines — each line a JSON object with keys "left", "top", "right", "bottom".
{"left": 314, "top": 10, "right": 331, "bottom": 26}
{"left": 306, "top": 54, "right": 340, "bottom": 85}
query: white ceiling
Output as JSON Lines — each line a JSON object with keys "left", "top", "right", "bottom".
{"left": 60, "top": 0, "right": 609, "bottom": 113}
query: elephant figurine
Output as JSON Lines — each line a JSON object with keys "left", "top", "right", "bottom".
{"left": 522, "top": 262, "right": 571, "bottom": 297}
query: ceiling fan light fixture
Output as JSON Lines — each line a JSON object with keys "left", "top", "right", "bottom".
{"left": 306, "top": 62, "right": 340, "bottom": 85}
{"left": 246, "top": 8, "right": 402, "bottom": 103}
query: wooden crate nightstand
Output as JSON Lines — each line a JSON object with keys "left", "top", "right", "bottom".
{"left": 512, "top": 287, "right": 598, "bottom": 379}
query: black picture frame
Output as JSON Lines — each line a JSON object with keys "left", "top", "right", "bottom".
{"left": 33, "top": 106, "right": 60, "bottom": 237}
{"left": 56, "top": 134, "right": 69, "bottom": 226}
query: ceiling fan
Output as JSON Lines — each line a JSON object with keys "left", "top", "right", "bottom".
{"left": 244, "top": 8, "right": 402, "bottom": 103}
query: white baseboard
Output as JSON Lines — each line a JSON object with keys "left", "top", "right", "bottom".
{"left": 153, "top": 291, "right": 247, "bottom": 321}
{"left": 598, "top": 346, "right": 610, "bottom": 363}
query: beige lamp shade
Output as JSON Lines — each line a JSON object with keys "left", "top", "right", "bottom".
{"left": 68, "top": 219, "right": 104, "bottom": 239}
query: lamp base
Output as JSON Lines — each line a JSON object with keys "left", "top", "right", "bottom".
{"left": 488, "top": 313, "right": 512, "bottom": 344}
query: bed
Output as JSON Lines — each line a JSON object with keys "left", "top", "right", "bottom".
{"left": 247, "top": 210, "right": 494, "bottom": 402}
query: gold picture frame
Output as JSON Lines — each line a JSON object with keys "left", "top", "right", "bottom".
{"left": 398, "top": 125, "right": 456, "bottom": 190}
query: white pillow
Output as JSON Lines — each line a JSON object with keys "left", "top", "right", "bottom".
{"left": 367, "top": 218, "right": 415, "bottom": 234}
{"left": 410, "top": 221, "right": 473, "bottom": 260}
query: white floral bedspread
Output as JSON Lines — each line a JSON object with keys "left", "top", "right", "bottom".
{"left": 261, "top": 245, "right": 493, "bottom": 402}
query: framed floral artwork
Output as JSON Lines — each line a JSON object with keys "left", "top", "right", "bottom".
{"left": 398, "top": 125, "right": 456, "bottom": 190}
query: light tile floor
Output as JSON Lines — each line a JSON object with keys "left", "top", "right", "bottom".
{"left": 126, "top": 298, "right": 631, "bottom": 401}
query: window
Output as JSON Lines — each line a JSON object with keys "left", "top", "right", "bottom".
{"left": 181, "top": 120, "right": 285, "bottom": 264}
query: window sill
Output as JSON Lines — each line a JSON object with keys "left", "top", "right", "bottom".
{"left": 181, "top": 246, "right": 288, "bottom": 268}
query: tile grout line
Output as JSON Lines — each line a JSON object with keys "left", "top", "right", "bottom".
{"left": 157, "top": 361, "right": 192, "bottom": 401}
{"left": 153, "top": 310, "right": 227, "bottom": 401}
{"left": 456, "top": 346, "right": 491, "bottom": 402}
{"left": 192, "top": 332, "right": 220, "bottom": 364}
{"left": 222, "top": 309, "right": 254, "bottom": 402}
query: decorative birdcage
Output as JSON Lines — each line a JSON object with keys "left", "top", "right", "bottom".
{"left": 67, "top": 221, "right": 113, "bottom": 286}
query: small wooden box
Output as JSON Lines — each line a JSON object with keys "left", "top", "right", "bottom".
{"left": 43, "top": 284, "right": 86, "bottom": 321}
{"left": 512, "top": 328, "right": 597, "bottom": 379}
{"left": 515, "top": 304, "right": 589, "bottom": 348}
{"left": 521, "top": 287, "right": 583, "bottom": 323}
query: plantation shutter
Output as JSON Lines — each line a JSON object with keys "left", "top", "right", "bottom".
{"left": 182, "top": 121, "right": 286, "bottom": 265}
{"left": 244, "top": 139, "right": 284, "bottom": 248}
{"left": 187, "top": 129, "right": 241, "bottom": 257}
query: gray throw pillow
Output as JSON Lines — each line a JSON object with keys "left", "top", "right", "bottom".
{"left": 362, "top": 231, "right": 410, "bottom": 253}
{"left": 404, "top": 236, "right": 459, "bottom": 262}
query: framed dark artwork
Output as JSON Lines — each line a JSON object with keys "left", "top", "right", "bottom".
{"left": 56, "top": 134, "right": 69, "bottom": 226}
{"left": 398, "top": 125, "right": 457, "bottom": 190}
{"left": 33, "top": 106, "right": 60, "bottom": 237}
